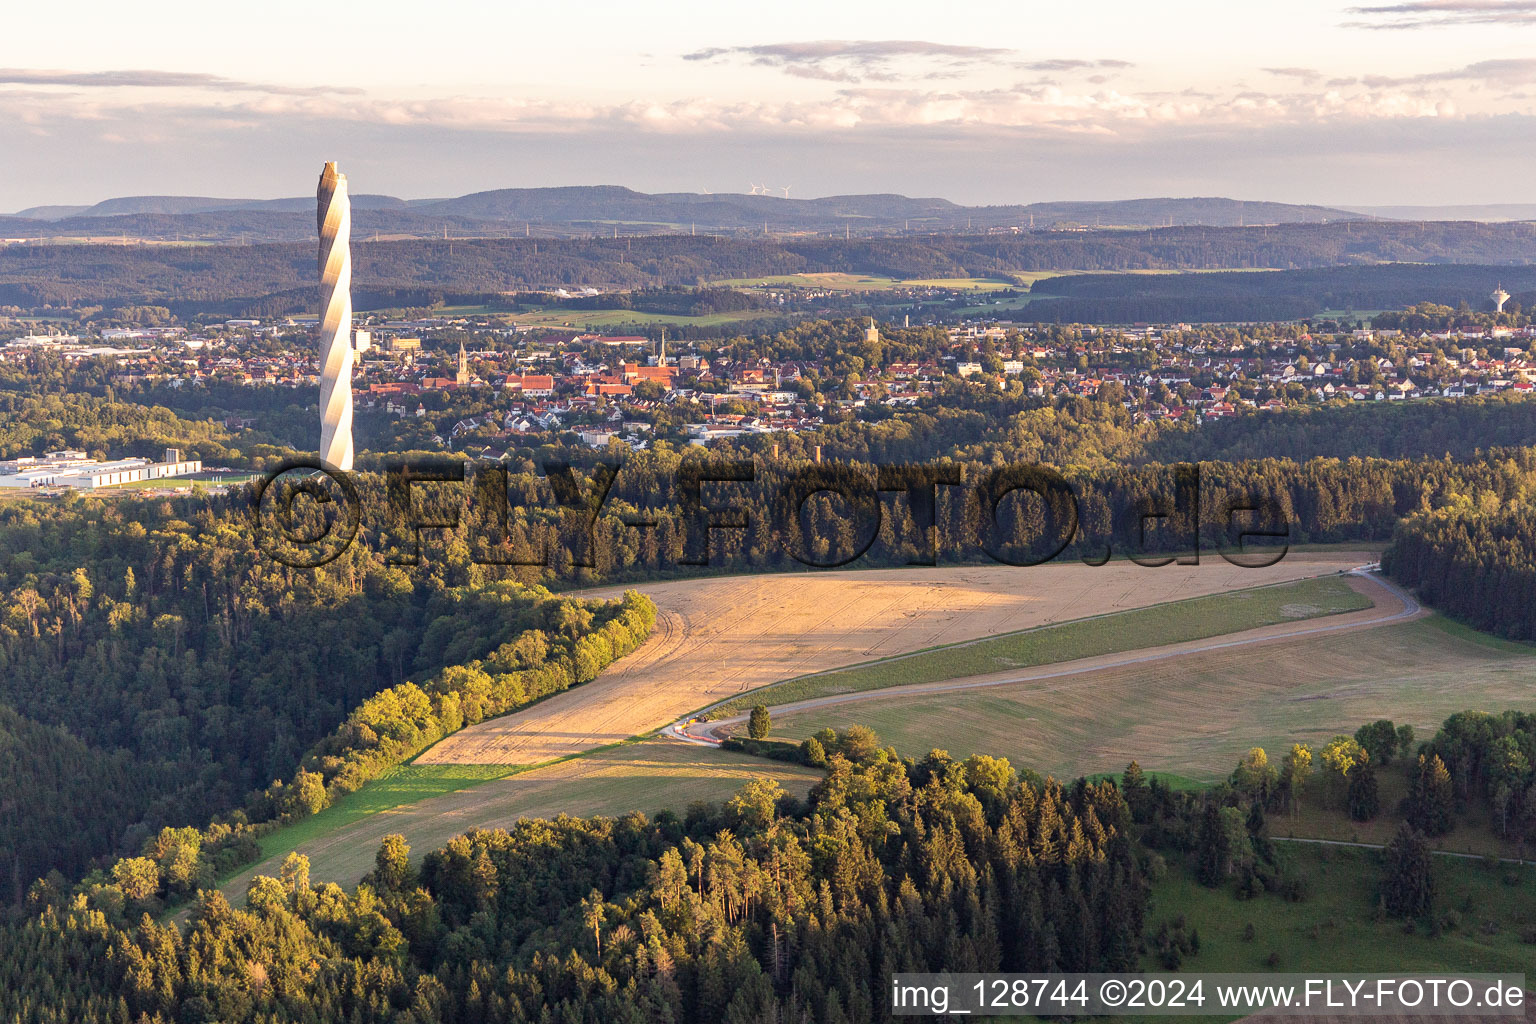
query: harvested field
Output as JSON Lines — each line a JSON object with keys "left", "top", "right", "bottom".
{"left": 769, "top": 606, "right": 1536, "bottom": 783}
{"left": 419, "top": 553, "right": 1370, "bottom": 765}
{"left": 703, "top": 574, "right": 1370, "bottom": 720}
{"left": 222, "top": 740, "right": 819, "bottom": 897}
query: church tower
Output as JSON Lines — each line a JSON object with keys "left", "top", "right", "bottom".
{"left": 456, "top": 341, "right": 470, "bottom": 386}
{"left": 864, "top": 317, "right": 880, "bottom": 345}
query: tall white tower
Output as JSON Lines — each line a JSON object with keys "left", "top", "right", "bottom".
{"left": 317, "top": 162, "right": 354, "bottom": 470}
{"left": 1493, "top": 285, "right": 1511, "bottom": 314}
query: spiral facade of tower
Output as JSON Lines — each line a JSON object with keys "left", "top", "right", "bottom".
{"left": 317, "top": 161, "right": 354, "bottom": 470}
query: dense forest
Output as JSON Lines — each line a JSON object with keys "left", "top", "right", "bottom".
{"left": 0, "top": 392, "right": 284, "bottom": 466}
{"left": 0, "top": 482, "right": 654, "bottom": 902}
{"left": 8, "top": 381, "right": 1536, "bottom": 581}
{"left": 2, "top": 704, "right": 1526, "bottom": 1023}
{"left": 1385, "top": 506, "right": 1536, "bottom": 639}
{"left": 5, "top": 361, "right": 1536, "bottom": 586}
{"left": 1027, "top": 263, "right": 1536, "bottom": 324}
{"left": 214, "top": 438, "right": 1534, "bottom": 585}
{"left": 0, "top": 738, "right": 1149, "bottom": 1024}
{"left": 8, "top": 222, "right": 1536, "bottom": 313}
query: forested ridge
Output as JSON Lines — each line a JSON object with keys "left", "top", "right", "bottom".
{"left": 2, "top": 705, "right": 1529, "bottom": 1023}
{"left": 2, "top": 742, "right": 1147, "bottom": 1024}
{"left": 8, "top": 222, "right": 1536, "bottom": 311}
{"left": 1026, "top": 263, "right": 1536, "bottom": 324}
{"left": 0, "top": 392, "right": 285, "bottom": 466}
{"left": 303, "top": 444, "right": 1536, "bottom": 578}
{"left": 0, "top": 483, "right": 654, "bottom": 903}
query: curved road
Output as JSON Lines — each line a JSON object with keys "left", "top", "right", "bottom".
{"left": 665, "top": 569, "right": 1422, "bottom": 746}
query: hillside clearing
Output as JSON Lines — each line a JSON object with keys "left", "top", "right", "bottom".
{"left": 767, "top": 612, "right": 1535, "bottom": 783}
{"left": 222, "top": 740, "right": 820, "bottom": 897}
{"left": 1158, "top": 845, "right": 1536, "bottom": 978}
{"left": 704, "top": 574, "right": 1370, "bottom": 719}
{"left": 420, "top": 554, "right": 1370, "bottom": 765}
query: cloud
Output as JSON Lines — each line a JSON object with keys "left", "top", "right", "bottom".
{"left": 683, "top": 42, "right": 1136, "bottom": 86}
{"left": 1264, "top": 67, "right": 1324, "bottom": 83}
{"left": 1344, "top": 0, "right": 1536, "bottom": 29}
{"left": 9, "top": 52, "right": 1524, "bottom": 152}
{"left": 0, "top": 76, "right": 1473, "bottom": 141}
{"left": 1020, "top": 59, "right": 1133, "bottom": 73}
{"left": 684, "top": 40, "right": 1022, "bottom": 83}
{"left": 0, "top": 68, "right": 359, "bottom": 96}
{"left": 684, "top": 40, "right": 1010, "bottom": 65}
{"left": 1361, "top": 57, "right": 1536, "bottom": 86}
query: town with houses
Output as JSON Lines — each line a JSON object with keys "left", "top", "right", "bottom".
{"left": 6, "top": 307, "right": 1535, "bottom": 461}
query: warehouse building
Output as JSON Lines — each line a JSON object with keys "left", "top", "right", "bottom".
{"left": 0, "top": 449, "right": 202, "bottom": 489}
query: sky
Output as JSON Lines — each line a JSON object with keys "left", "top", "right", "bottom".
{"left": 4, "top": 0, "right": 1536, "bottom": 210}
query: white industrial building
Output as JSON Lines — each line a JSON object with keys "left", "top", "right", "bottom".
{"left": 0, "top": 449, "right": 202, "bottom": 490}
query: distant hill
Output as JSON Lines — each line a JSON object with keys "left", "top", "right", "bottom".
{"left": 81, "top": 196, "right": 262, "bottom": 217}
{"left": 411, "top": 186, "right": 967, "bottom": 228}
{"left": 11, "top": 204, "right": 90, "bottom": 220}
{"left": 1343, "top": 204, "right": 1536, "bottom": 223}
{"left": 1010, "top": 197, "right": 1363, "bottom": 227}
{"left": 11, "top": 194, "right": 414, "bottom": 221}
{"left": 3, "top": 186, "right": 1371, "bottom": 237}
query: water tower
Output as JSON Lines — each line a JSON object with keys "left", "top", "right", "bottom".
{"left": 1492, "top": 285, "right": 1511, "bottom": 313}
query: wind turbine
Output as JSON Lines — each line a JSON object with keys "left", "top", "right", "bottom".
{"left": 778, "top": 185, "right": 792, "bottom": 199}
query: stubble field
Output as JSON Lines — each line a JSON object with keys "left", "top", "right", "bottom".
{"left": 768, "top": 613, "right": 1536, "bottom": 783}
{"left": 419, "top": 554, "right": 1370, "bottom": 766}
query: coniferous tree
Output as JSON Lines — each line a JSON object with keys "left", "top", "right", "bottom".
{"left": 1348, "top": 763, "right": 1381, "bottom": 822}
{"left": 1408, "top": 754, "right": 1455, "bottom": 837}
{"left": 1382, "top": 823, "right": 1434, "bottom": 919}
{"left": 1195, "top": 801, "right": 1230, "bottom": 887}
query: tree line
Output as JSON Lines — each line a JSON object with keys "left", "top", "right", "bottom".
{"left": 10, "top": 224, "right": 1536, "bottom": 309}
{"left": 293, "top": 444, "right": 1536, "bottom": 581}
{"left": 1384, "top": 506, "right": 1536, "bottom": 638}
{"left": 1, "top": 734, "right": 1148, "bottom": 1024}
